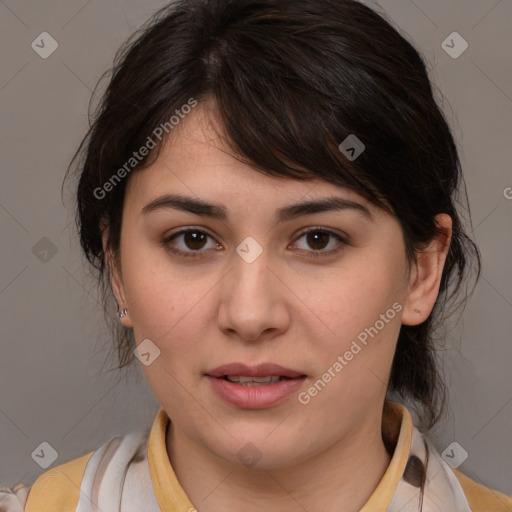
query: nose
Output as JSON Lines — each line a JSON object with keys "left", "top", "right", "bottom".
{"left": 217, "top": 246, "right": 290, "bottom": 343}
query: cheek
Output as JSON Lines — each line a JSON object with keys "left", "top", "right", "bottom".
{"left": 125, "top": 271, "right": 208, "bottom": 345}
{"left": 316, "top": 256, "right": 405, "bottom": 330}
{"left": 119, "top": 239, "right": 216, "bottom": 357}
{"left": 122, "top": 262, "right": 212, "bottom": 407}
{"left": 303, "top": 251, "right": 406, "bottom": 378}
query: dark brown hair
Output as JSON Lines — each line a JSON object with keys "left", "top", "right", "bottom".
{"left": 67, "top": 0, "right": 480, "bottom": 430}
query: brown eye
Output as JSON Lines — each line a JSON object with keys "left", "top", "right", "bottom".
{"left": 183, "top": 231, "right": 208, "bottom": 250}
{"left": 163, "top": 229, "right": 221, "bottom": 258}
{"left": 292, "top": 228, "right": 347, "bottom": 259}
{"left": 305, "top": 231, "right": 330, "bottom": 250}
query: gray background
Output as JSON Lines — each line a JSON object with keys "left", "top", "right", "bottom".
{"left": 1, "top": 0, "right": 511, "bottom": 498}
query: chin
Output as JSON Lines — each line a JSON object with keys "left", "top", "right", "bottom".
{"left": 208, "top": 430, "right": 310, "bottom": 470}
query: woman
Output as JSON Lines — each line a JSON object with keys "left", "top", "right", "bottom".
{"left": 2, "top": 0, "right": 510, "bottom": 510}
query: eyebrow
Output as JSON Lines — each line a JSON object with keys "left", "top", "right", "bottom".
{"left": 141, "top": 193, "right": 372, "bottom": 223}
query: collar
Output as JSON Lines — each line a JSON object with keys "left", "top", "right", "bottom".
{"left": 147, "top": 407, "right": 195, "bottom": 511}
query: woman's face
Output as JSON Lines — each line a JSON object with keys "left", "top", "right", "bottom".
{"left": 107, "top": 102, "right": 434, "bottom": 469}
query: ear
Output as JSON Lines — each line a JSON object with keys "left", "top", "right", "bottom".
{"left": 101, "top": 223, "right": 133, "bottom": 328}
{"left": 402, "top": 213, "right": 452, "bottom": 326}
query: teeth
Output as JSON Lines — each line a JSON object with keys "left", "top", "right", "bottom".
{"left": 226, "top": 375, "right": 281, "bottom": 385}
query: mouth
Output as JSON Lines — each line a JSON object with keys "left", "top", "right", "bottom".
{"left": 220, "top": 375, "right": 294, "bottom": 386}
{"left": 206, "top": 362, "right": 306, "bottom": 381}
{"left": 205, "top": 362, "right": 307, "bottom": 408}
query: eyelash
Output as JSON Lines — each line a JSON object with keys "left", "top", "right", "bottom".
{"left": 161, "top": 227, "right": 348, "bottom": 260}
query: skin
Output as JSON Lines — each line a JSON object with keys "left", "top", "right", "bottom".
{"left": 103, "top": 100, "right": 452, "bottom": 512}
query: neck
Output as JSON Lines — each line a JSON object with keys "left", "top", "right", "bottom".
{"left": 166, "top": 408, "right": 392, "bottom": 512}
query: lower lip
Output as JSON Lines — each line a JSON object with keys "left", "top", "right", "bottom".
{"left": 206, "top": 376, "right": 306, "bottom": 409}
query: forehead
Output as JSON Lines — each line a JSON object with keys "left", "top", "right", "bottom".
{"left": 122, "top": 100, "right": 380, "bottom": 222}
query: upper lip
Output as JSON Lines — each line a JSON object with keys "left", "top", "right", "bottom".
{"left": 206, "top": 363, "right": 306, "bottom": 379}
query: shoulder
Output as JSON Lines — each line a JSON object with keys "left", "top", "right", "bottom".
{"left": 24, "top": 450, "right": 94, "bottom": 512}
{"left": 453, "top": 469, "right": 512, "bottom": 512}
{"left": 1, "top": 426, "right": 153, "bottom": 512}
{"left": 0, "top": 450, "right": 92, "bottom": 512}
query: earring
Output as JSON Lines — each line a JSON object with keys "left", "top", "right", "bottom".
{"left": 118, "top": 308, "right": 128, "bottom": 319}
